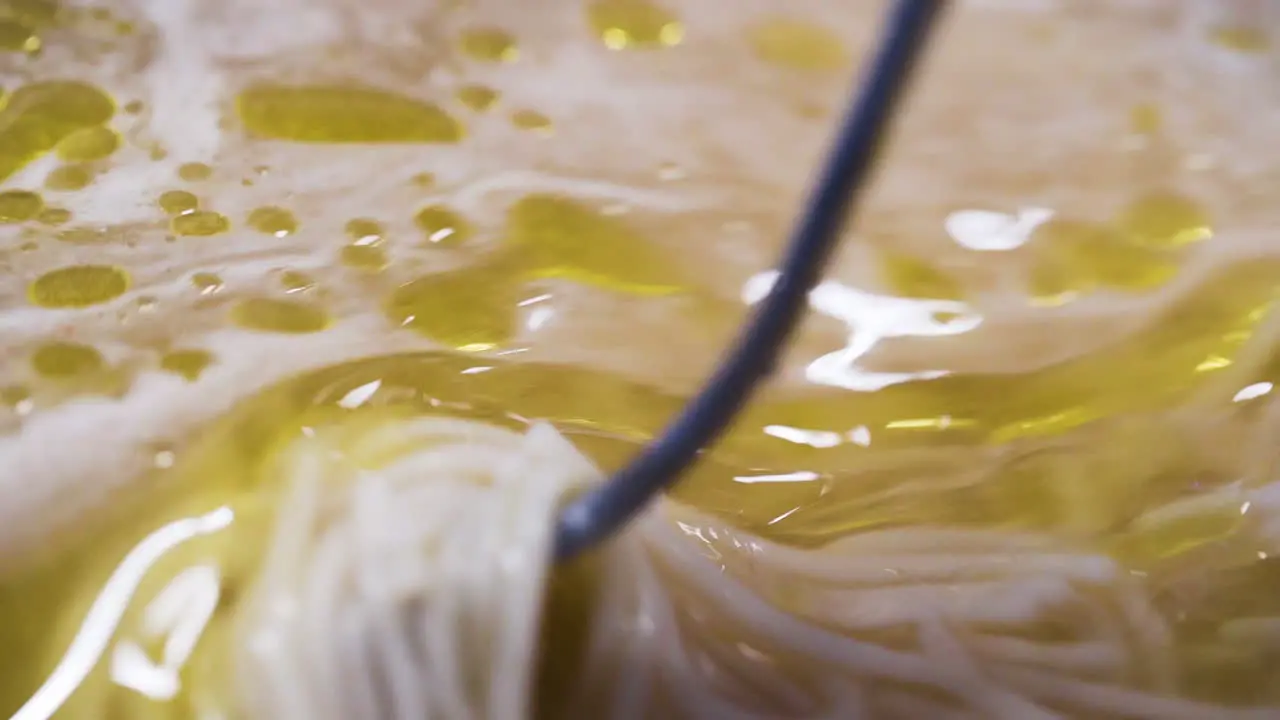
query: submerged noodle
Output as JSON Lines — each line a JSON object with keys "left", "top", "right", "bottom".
{"left": 228, "top": 416, "right": 1280, "bottom": 719}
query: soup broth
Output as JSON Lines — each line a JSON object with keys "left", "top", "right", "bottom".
{"left": 3, "top": 0, "right": 1280, "bottom": 717}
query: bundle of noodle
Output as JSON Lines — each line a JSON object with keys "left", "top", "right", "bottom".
{"left": 223, "top": 415, "right": 1280, "bottom": 719}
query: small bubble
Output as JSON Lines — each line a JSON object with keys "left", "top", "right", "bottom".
{"left": 153, "top": 448, "right": 176, "bottom": 468}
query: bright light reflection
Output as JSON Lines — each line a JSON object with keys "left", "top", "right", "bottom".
{"left": 12, "top": 507, "right": 234, "bottom": 720}
{"left": 742, "top": 271, "right": 982, "bottom": 392}
{"left": 337, "top": 380, "right": 382, "bottom": 409}
{"left": 1234, "top": 382, "right": 1274, "bottom": 403}
{"left": 944, "top": 207, "right": 1054, "bottom": 251}
{"left": 110, "top": 564, "right": 221, "bottom": 700}
{"left": 733, "top": 470, "right": 820, "bottom": 484}
{"left": 763, "top": 424, "right": 842, "bottom": 448}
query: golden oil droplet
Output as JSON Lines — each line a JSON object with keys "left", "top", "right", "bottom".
{"left": 879, "top": 252, "right": 964, "bottom": 300}
{"left": 511, "top": 109, "right": 552, "bottom": 133}
{"left": 0, "top": 189, "right": 43, "bottom": 221}
{"left": 246, "top": 205, "right": 298, "bottom": 237}
{"left": 505, "top": 194, "right": 684, "bottom": 294}
{"left": 44, "top": 164, "right": 94, "bottom": 191}
{"left": 588, "top": 0, "right": 683, "bottom": 50}
{"left": 55, "top": 125, "right": 119, "bottom": 161}
{"left": 1030, "top": 219, "right": 1179, "bottom": 301}
{"left": 31, "top": 341, "right": 103, "bottom": 378}
{"left": 171, "top": 210, "right": 230, "bottom": 237}
{"left": 236, "top": 85, "right": 464, "bottom": 144}
{"left": 191, "top": 272, "right": 223, "bottom": 294}
{"left": 458, "top": 27, "right": 518, "bottom": 62}
{"left": 1116, "top": 192, "right": 1212, "bottom": 248}
{"left": 409, "top": 172, "right": 435, "bottom": 188}
{"left": 1027, "top": 258, "right": 1082, "bottom": 307}
{"left": 158, "top": 189, "right": 198, "bottom": 215}
{"left": 0, "top": 384, "right": 31, "bottom": 412}
{"left": 1130, "top": 103, "right": 1161, "bottom": 136}
{"left": 36, "top": 206, "right": 70, "bottom": 225}
{"left": 123, "top": 99, "right": 143, "bottom": 114}
{"left": 1210, "top": 26, "right": 1270, "bottom": 54}
{"left": 280, "top": 270, "right": 315, "bottom": 293}
{"left": 2, "top": 0, "right": 60, "bottom": 24}
{"left": 0, "top": 81, "right": 116, "bottom": 182}
{"left": 29, "top": 264, "right": 130, "bottom": 308}
{"left": 231, "top": 297, "right": 330, "bottom": 334}
{"left": 340, "top": 244, "right": 388, "bottom": 272}
{"left": 747, "top": 18, "right": 847, "bottom": 71}
{"left": 414, "top": 204, "right": 472, "bottom": 247}
{"left": 385, "top": 262, "right": 521, "bottom": 350}
{"left": 345, "top": 217, "right": 385, "bottom": 243}
{"left": 0, "top": 19, "right": 39, "bottom": 53}
{"left": 160, "top": 349, "right": 214, "bottom": 381}
{"left": 177, "top": 161, "right": 212, "bottom": 181}
{"left": 456, "top": 84, "right": 499, "bottom": 113}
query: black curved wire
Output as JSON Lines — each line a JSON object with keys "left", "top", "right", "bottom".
{"left": 553, "top": 0, "right": 950, "bottom": 562}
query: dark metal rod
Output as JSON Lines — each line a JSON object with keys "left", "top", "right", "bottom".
{"left": 553, "top": 0, "right": 950, "bottom": 562}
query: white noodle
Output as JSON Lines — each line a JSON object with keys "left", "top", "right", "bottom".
{"left": 229, "top": 417, "right": 1280, "bottom": 719}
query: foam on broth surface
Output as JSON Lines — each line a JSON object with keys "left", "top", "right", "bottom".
{"left": 3, "top": 0, "right": 1280, "bottom": 715}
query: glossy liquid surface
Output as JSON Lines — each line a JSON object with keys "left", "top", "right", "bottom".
{"left": 1, "top": 0, "right": 1280, "bottom": 716}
